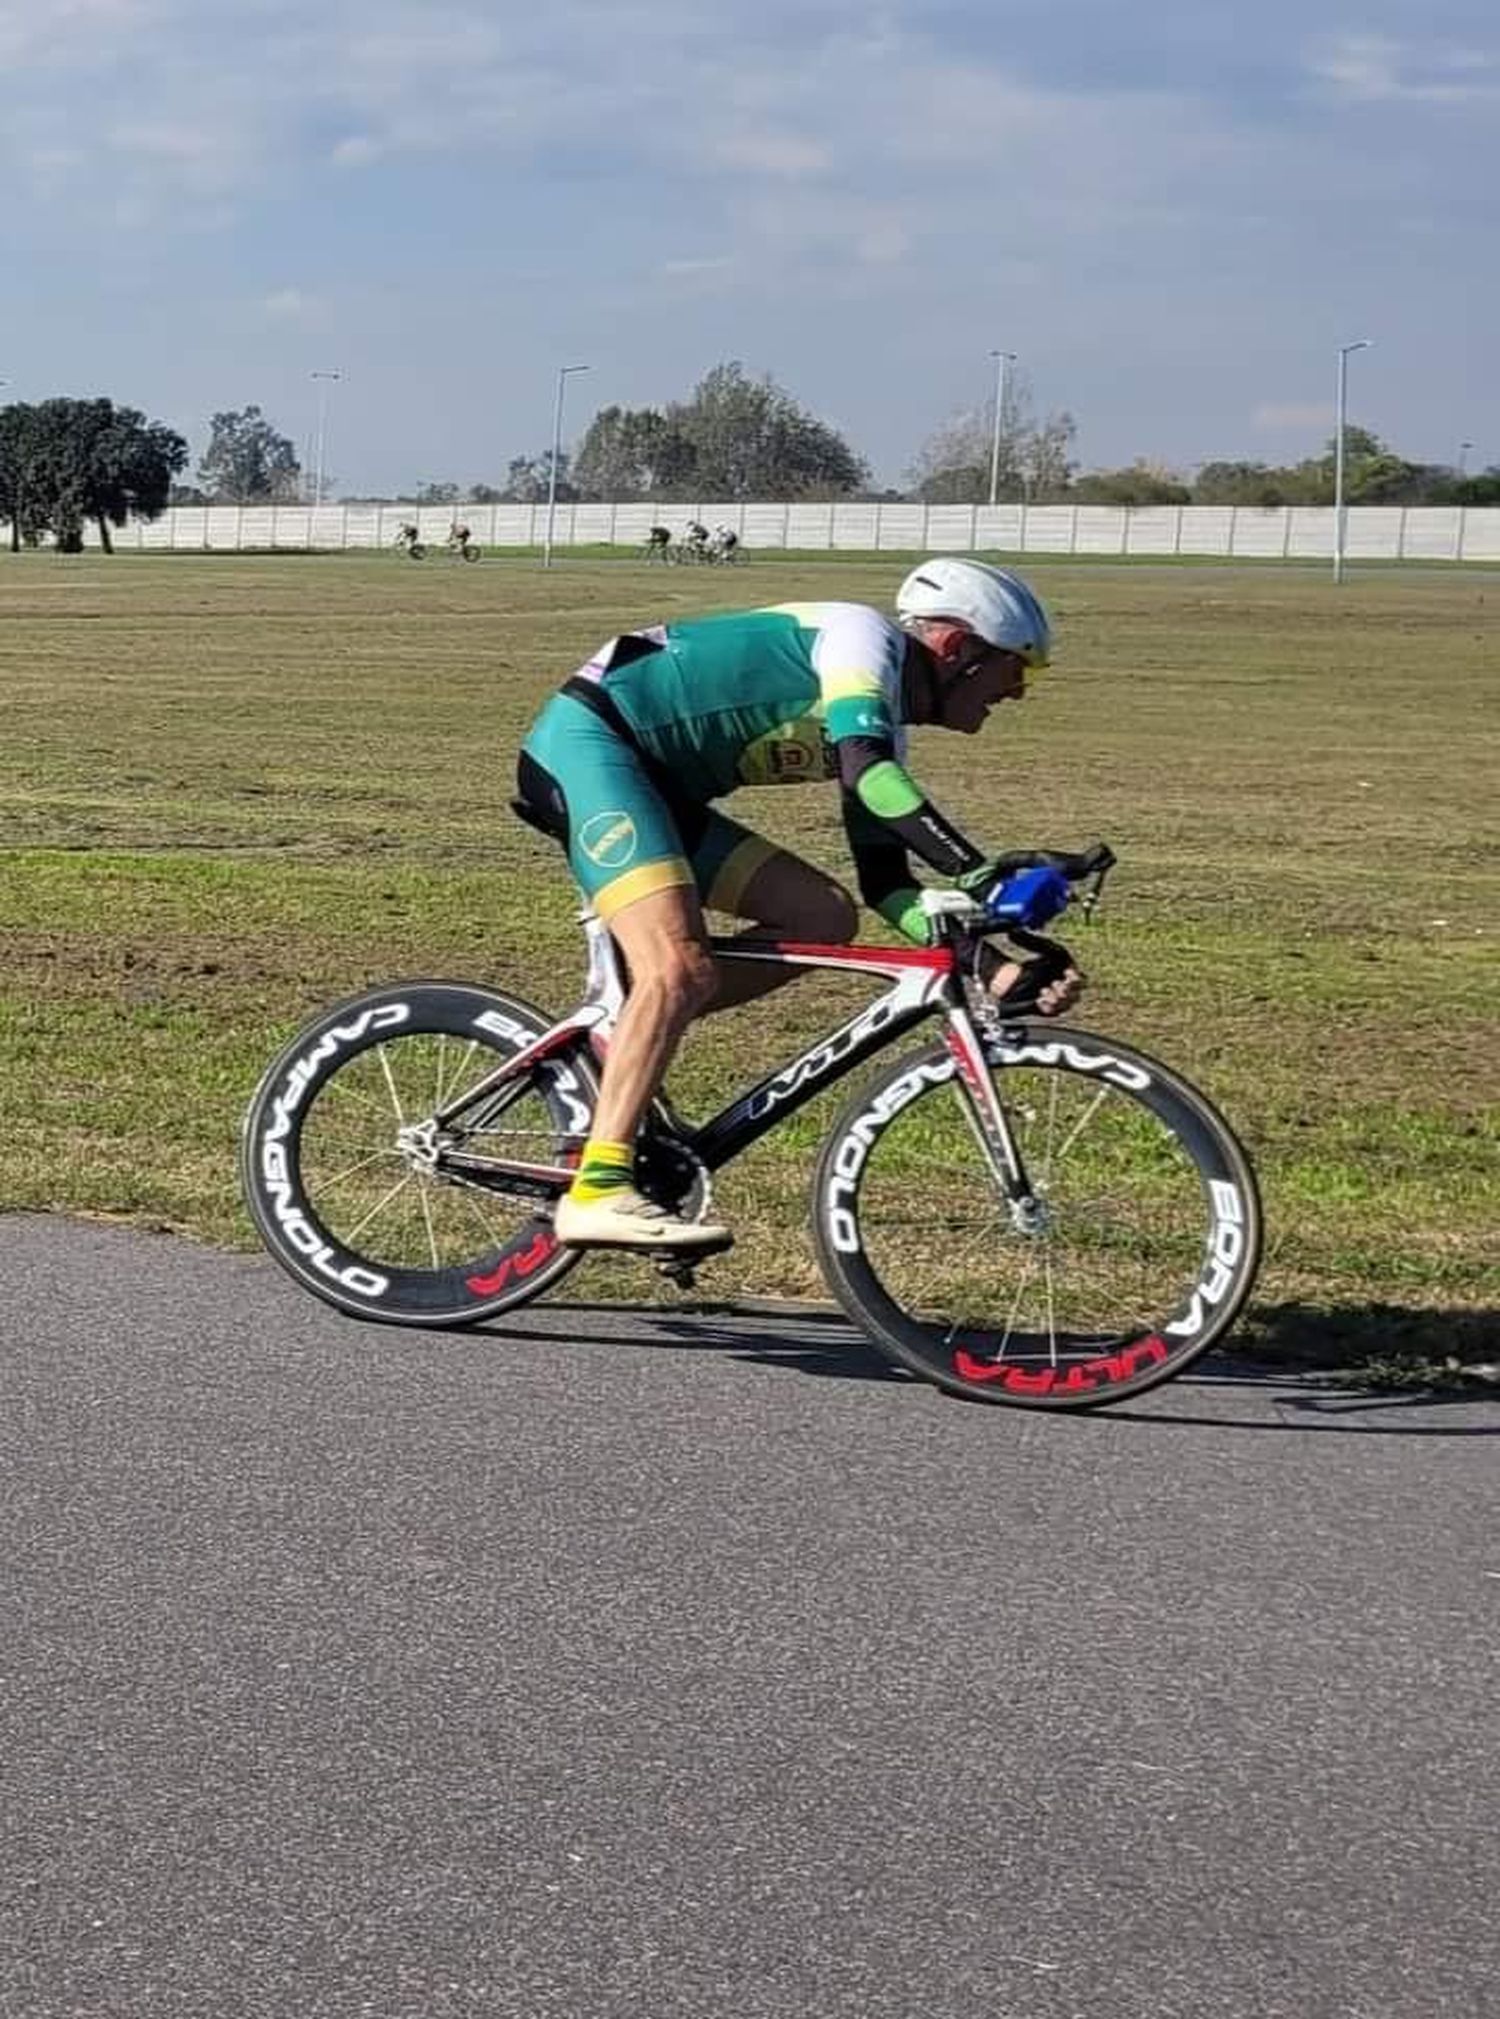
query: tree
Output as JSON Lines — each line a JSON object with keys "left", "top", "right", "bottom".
{"left": 501, "top": 452, "right": 577, "bottom": 504}
{"left": 667, "top": 363, "right": 865, "bottom": 499}
{"left": 0, "top": 397, "right": 185, "bottom": 551}
{"left": 197, "top": 406, "right": 301, "bottom": 503}
{"left": 1192, "top": 461, "right": 1292, "bottom": 507}
{"left": 1020, "top": 411, "right": 1078, "bottom": 502}
{"left": 415, "top": 481, "right": 460, "bottom": 506}
{"left": 0, "top": 402, "right": 46, "bottom": 550}
{"left": 1451, "top": 466, "right": 1500, "bottom": 506}
{"left": 907, "top": 371, "right": 1075, "bottom": 502}
{"left": 1073, "top": 459, "right": 1190, "bottom": 506}
{"left": 1193, "top": 429, "right": 1435, "bottom": 508}
{"left": 572, "top": 405, "right": 696, "bottom": 500}
{"left": 568, "top": 365, "right": 865, "bottom": 502}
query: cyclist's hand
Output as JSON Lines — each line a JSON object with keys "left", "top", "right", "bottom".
{"left": 979, "top": 945, "right": 1084, "bottom": 1018}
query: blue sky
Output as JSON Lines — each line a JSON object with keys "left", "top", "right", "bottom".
{"left": 3, "top": 0, "right": 1496, "bottom": 493}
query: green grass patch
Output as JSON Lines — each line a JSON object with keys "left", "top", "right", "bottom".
{"left": 2, "top": 554, "right": 1496, "bottom": 1384}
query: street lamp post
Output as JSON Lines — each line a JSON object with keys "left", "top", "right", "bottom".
{"left": 1457, "top": 441, "right": 1474, "bottom": 479}
{"left": 1332, "top": 340, "right": 1371, "bottom": 585}
{"left": 543, "top": 364, "right": 590, "bottom": 569}
{"left": 310, "top": 370, "right": 341, "bottom": 507}
{"left": 988, "top": 350, "right": 1016, "bottom": 507}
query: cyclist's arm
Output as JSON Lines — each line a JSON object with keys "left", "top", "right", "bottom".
{"left": 814, "top": 605, "right": 988, "bottom": 885}
{"left": 841, "top": 794, "right": 935, "bottom": 944}
{"left": 837, "top": 737, "right": 985, "bottom": 876}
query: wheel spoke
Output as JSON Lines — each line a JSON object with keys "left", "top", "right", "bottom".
{"left": 827, "top": 1050, "right": 1257, "bottom": 1402}
{"left": 1042, "top": 1085, "right": 1110, "bottom": 1180}
{"left": 342, "top": 1169, "right": 417, "bottom": 1242}
{"left": 416, "top": 1176, "right": 439, "bottom": 1271}
{"left": 436, "top": 1039, "right": 481, "bottom": 1116}
{"left": 264, "top": 1012, "right": 589, "bottom": 1293}
{"left": 376, "top": 1044, "right": 407, "bottom": 1126}
{"left": 317, "top": 1146, "right": 403, "bottom": 1193}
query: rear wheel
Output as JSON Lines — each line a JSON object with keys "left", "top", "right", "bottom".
{"left": 812, "top": 1024, "right": 1261, "bottom": 1408}
{"left": 241, "top": 981, "right": 597, "bottom": 1325}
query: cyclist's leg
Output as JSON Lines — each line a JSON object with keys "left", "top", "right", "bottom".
{"left": 689, "top": 813, "right": 858, "bottom": 1011}
{"left": 518, "top": 698, "right": 727, "bottom": 1247}
{"left": 595, "top": 883, "right": 716, "bottom": 1140}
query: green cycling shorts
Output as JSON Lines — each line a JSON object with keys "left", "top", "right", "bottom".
{"left": 518, "top": 690, "right": 778, "bottom": 921}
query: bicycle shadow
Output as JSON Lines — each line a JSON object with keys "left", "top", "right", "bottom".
{"left": 490, "top": 1297, "right": 1498, "bottom": 1434}
{"left": 494, "top": 1301, "right": 901, "bottom": 1384}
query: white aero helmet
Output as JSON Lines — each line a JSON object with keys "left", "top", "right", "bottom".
{"left": 895, "top": 557, "right": 1052, "bottom": 668}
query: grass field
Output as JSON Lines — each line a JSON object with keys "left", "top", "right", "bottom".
{"left": 2, "top": 551, "right": 1495, "bottom": 1379}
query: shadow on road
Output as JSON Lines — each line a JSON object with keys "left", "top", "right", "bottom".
{"left": 493, "top": 1308, "right": 903, "bottom": 1384}
{"left": 1113, "top": 1364, "right": 1498, "bottom": 1436}
{"left": 489, "top": 1304, "right": 1497, "bottom": 1432}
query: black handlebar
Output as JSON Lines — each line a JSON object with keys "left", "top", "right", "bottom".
{"left": 989, "top": 841, "right": 1116, "bottom": 883}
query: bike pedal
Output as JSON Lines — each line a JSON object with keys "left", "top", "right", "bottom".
{"left": 654, "top": 1258, "right": 700, "bottom": 1290}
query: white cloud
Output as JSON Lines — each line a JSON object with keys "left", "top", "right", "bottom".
{"left": 1308, "top": 33, "right": 1500, "bottom": 103}
{"left": 259, "top": 287, "right": 322, "bottom": 324}
{"left": 2, "top": 1, "right": 1497, "bottom": 484}
{"left": 330, "top": 135, "right": 381, "bottom": 169}
{"left": 659, "top": 256, "right": 737, "bottom": 276}
{"left": 0, "top": 0, "right": 159, "bottom": 67}
{"left": 110, "top": 120, "right": 223, "bottom": 164}
{"left": 713, "top": 132, "right": 831, "bottom": 177}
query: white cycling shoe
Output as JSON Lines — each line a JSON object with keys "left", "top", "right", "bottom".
{"left": 553, "top": 1186, "right": 733, "bottom": 1254}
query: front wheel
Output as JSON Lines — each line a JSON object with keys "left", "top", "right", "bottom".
{"left": 241, "top": 981, "right": 598, "bottom": 1326}
{"left": 812, "top": 1023, "right": 1261, "bottom": 1408}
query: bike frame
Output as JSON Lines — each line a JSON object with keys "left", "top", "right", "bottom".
{"left": 430, "top": 913, "right": 1033, "bottom": 1200}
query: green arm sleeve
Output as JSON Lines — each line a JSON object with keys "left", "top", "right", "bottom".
{"left": 841, "top": 792, "right": 935, "bottom": 945}
{"left": 854, "top": 759, "right": 988, "bottom": 877}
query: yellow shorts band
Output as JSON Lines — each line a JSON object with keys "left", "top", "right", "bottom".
{"left": 704, "top": 834, "right": 781, "bottom": 917}
{"left": 592, "top": 857, "right": 697, "bottom": 920}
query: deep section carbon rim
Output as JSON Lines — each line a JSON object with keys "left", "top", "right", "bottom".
{"left": 813, "top": 1028, "right": 1260, "bottom": 1407}
{"left": 242, "top": 983, "right": 596, "bottom": 1325}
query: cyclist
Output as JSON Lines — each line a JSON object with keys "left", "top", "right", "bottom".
{"left": 682, "top": 520, "right": 710, "bottom": 558}
{"left": 513, "top": 557, "right": 1082, "bottom": 1253}
{"left": 644, "top": 524, "right": 672, "bottom": 560}
{"left": 449, "top": 520, "right": 473, "bottom": 553}
{"left": 710, "top": 524, "right": 739, "bottom": 562}
{"left": 396, "top": 521, "right": 420, "bottom": 551}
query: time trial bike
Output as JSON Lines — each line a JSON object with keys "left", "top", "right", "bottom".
{"left": 240, "top": 845, "right": 1262, "bottom": 1410}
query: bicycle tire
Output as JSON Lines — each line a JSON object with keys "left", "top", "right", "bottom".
{"left": 811, "top": 1022, "right": 1261, "bottom": 1409}
{"left": 408, "top": 543, "right": 426, "bottom": 561}
{"left": 460, "top": 544, "right": 480, "bottom": 562}
{"left": 241, "top": 980, "right": 597, "bottom": 1326}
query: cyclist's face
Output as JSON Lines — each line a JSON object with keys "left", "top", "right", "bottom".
{"left": 939, "top": 642, "right": 1028, "bottom": 732}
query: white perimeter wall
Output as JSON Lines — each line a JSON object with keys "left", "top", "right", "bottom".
{"left": 10, "top": 502, "right": 1500, "bottom": 562}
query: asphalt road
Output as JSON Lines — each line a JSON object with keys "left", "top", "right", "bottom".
{"left": 3, "top": 1214, "right": 1495, "bottom": 2019}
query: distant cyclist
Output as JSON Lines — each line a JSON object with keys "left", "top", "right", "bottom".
{"left": 513, "top": 558, "right": 1081, "bottom": 1253}
{"left": 710, "top": 524, "right": 740, "bottom": 562}
{"left": 644, "top": 525, "right": 672, "bottom": 560}
{"left": 682, "top": 520, "right": 710, "bottom": 559}
{"left": 448, "top": 520, "right": 473, "bottom": 552}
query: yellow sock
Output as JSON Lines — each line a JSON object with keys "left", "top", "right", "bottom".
{"left": 568, "top": 1138, "right": 634, "bottom": 1201}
